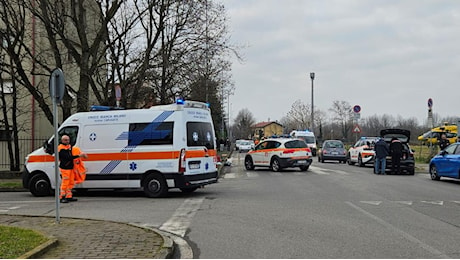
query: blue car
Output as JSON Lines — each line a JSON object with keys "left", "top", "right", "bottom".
{"left": 429, "top": 142, "right": 460, "bottom": 181}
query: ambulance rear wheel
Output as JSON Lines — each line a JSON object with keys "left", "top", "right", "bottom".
{"left": 29, "top": 173, "right": 52, "bottom": 197}
{"left": 143, "top": 173, "right": 168, "bottom": 198}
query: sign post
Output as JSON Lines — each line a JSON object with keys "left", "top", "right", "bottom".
{"left": 427, "top": 98, "right": 436, "bottom": 158}
{"left": 49, "top": 68, "right": 65, "bottom": 223}
{"left": 352, "top": 105, "right": 361, "bottom": 142}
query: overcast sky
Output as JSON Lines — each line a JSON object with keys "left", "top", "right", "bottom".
{"left": 224, "top": 0, "right": 460, "bottom": 126}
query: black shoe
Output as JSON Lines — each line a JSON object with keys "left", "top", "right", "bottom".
{"left": 60, "top": 198, "right": 69, "bottom": 203}
{"left": 66, "top": 197, "right": 78, "bottom": 202}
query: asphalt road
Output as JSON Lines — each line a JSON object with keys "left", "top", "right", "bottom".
{"left": 1, "top": 152, "right": 460, "bottom": 258}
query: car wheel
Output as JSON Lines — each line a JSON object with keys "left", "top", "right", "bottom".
{"left": 245, "top": 156, "right": 255, "bottom": 170}
{"left": 430, "top": 165, "right": 440, "bottom": 181}
{"left": 358, "top": 155, "right": 364, "bottom": 167}
{"left": 29, "top": 173, "right": 52, "bottom": 197}
{"left": 271, "top": 158, "right": 281, "bottom": 172}
{"left": 347, "top": 154, "right": 355, "bottom": 165}
{"left": 300, "top": 165, "right": 309, "bottom": 171}
{"left": 143, "top": 173, "right": 168, "bottom": 198}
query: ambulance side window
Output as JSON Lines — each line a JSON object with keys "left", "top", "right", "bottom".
{"left": 187, "top": 122, "right": 215, "bottom": 149}
{"left": 44, "top": 126, "right": 79, "bottom": 154}
{"left": 128, "top": 122, "right": 174, "bottom": 146}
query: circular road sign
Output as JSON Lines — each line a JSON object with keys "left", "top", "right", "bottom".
{"left": 428, "top": 98, "right": 433, "bottom": 108}
{"left": 353, "top": 105, "right": 361, "bottom": 113}
{"left": 115, "top": 85, "right": 122, "bottom": 101}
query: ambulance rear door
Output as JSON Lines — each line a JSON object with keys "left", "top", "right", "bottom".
{"left": 184, "top": 110, "right": 217, "bottom": 175}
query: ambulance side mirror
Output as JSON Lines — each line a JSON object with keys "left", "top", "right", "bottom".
{"left": 43, "top": 140, "right": 54, "bottom": 154}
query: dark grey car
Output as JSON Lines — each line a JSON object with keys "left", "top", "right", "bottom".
{"left": 318, "top": 140, "right": 347, "bottom": 163}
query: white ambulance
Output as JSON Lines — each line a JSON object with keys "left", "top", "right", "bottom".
{"left": 290, "top": 130, "right": 317, "bottom": 156}
{"left": 22, "top": 100, "right": 219, "bottom": 198}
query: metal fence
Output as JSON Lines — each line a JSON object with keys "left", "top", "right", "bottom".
{"left": 0, "top": 137, "right": 47, "bottom": 171}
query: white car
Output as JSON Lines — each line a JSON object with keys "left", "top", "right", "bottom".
{"left": 347, "top": 137, "right": 379, "bottom": 166}
{"left": 235, "top": 139, "right": 245, "bottom": 150}
{"left": 238, "top": 140, "right": 254, "bottom": 153}
{"left": 244, "top": 138, "right": 313, "bottom": 172}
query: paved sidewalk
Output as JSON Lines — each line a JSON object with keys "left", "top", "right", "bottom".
{"left": 0, "top": 214, "right": 173, "bottom": 259}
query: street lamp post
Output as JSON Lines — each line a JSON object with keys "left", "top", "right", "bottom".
{"left": 310, "top": 72, "right": 315, "bottom": 133}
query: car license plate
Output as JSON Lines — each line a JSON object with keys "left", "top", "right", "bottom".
{"left": 189, "top": 163, "right": 200, "bottom": 169}
{"left": 297, "top": 160, "right": 306, "bottom": 164}
{"left": 332, "top": 152, "right": 338, "bottom": 155}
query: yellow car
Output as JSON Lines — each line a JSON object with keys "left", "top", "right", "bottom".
{"left": 418, "top": 124, "right": 457, "bottom": 145}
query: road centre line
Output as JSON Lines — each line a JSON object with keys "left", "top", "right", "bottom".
{"left": 160, "top": 198, "right": 205, "bottom": 237}
{"left": 346, "top": 201, "right": 449, "bottom": 258}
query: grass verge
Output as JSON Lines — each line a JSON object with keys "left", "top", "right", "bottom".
{"left": 0, "top": 179, "right": 22, "bottom": 189}
{"left": 0, "top": 226, "right": 48, "bottom": 259}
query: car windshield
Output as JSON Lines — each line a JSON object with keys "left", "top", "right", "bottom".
{"left": 285, "top": 140, "right": 308, "bottom": 148}
{"left": 325, "top": 141, "right": 344, "bottom": 148}
{"left": 241, "top": 141, "right": 251, "bottom": 145}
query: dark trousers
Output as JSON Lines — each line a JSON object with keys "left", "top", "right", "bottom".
{"left": 391, "top": 153, "right": 402, "bottom": 174}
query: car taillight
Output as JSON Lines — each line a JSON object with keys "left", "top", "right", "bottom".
{"left": 179, "top": 148, "right": 186, "bottom": 173}
{"left": 323, "top": 150, "right": 328, "bottom": 154}
{"left": 283, "top": 149, "right": 295, "bottom": 154}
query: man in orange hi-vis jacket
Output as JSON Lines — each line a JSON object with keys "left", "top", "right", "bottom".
{"left": 58, "top": 135, "right": 87, "bottom": 203}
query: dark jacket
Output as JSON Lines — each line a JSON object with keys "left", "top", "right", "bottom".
{"left": 58, "top": 145, "right": 79, "bottom": 170}
{"left": 374, "top": 139, "right": 389, "bottom": 159}
{"left": 390, "top": 139, "right": 403, "bottom": 156}
{"left": 439, "top": 138, "right": 450, "bottom": 150}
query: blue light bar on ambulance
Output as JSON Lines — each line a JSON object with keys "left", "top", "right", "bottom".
{"left": 175, "top": 98, "right": 185, "bottom": 105}
{"left": 90, "top": 105, "right": 125, "bottom": 111}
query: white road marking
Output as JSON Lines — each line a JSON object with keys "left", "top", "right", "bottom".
{"left": 246, "top": 172, "right": 259, "bottom": 178}
{"left": 346, "top": 201, "right": 449, "bottom": 258}
{"left": 224, "top": 173, "right": 236, "bottom": 179}
{"left": 360, "top": 201, "right": 382, "bottom": 206}
{"left": 160, "top": 198, "right": 204, "bottom": 237}
{"left": 395, "top": 201, "right": 413, "bottom": 205}
{"left": 421, "top": 201, "right": 444, "bottom": 205}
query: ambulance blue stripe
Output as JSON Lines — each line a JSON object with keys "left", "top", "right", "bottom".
{"left": 100, "top": 111, "right": 174, "bottom": 174}
{"left": 100, "top": 160, "right": 122, "bottom": 174}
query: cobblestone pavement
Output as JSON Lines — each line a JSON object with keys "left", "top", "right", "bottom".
{"left": 0, "top": 214, "right": 173, "bottom": 259}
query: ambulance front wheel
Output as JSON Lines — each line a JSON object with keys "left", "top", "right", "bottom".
{"left": 143, "top": 173, "right": 168, "bottom": 198}
{"left": 29, "top": 173, "right": 52, "bottom": 197}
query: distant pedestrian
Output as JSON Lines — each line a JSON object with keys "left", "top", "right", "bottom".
{"left": 374, "top": 137, "right": 389, "bottom": 175}
{"left": 438, "top": 134, "right": 450, "bottom": 150}
{"left": 389, "top": 137, "right": 403, "bottom": 174}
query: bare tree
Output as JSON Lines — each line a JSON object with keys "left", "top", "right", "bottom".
{"left": 284, "top": 99, "right": 311, "bottom": 130}
{"left": 231, "top": 108, "right": 255, "bottom": 140}
{"left": 329, "top": 100, "right": 353, "bottom": 140}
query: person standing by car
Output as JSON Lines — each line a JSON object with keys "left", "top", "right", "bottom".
{"left": 389, "top": 137, "right": 403, "bottom": 174}
{"left": 438, "top": 134, "right": 450, "bottom": 150}
{"left": 58, "top": 135, "right": 87, "bottom": 203}
{"left": 374, "top": 137, "right": 389, "bottom": 175}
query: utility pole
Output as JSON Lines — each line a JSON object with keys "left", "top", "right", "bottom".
{"left": 310, "top": 72, "right": 315, "bottom": 133}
